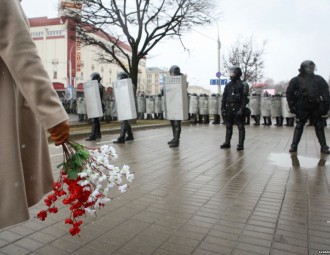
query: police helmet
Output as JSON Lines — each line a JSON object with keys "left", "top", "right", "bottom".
{"left": 169, "top": 65, "right": 181, "bottom": 76}
{"left": 229, "top": 66, "right": 242, "bottom": 80}
{"left": 299, "top": 60, "right": 316, "bottom": 75}
{"left": 117, "top": 71, "right": 129, "bottom": 80}
{"left": 90, "top": 72, "right": 102, "bottom": 82}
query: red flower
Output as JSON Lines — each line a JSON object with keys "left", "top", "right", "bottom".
{"left": 65, "top": 218, "right": 74, "bottom": 224}
{"left": 69, "top": 226, "right": 81, "bottom": 236}
{"left": 37, "top": 210, "right": 47, "bottom": 221}
{"left": 48, "top": 207, "right": 58, "bottom": 213}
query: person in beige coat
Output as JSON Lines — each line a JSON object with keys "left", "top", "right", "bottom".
{"left": 0, "top": 0, "right": 70, "bottom": 228}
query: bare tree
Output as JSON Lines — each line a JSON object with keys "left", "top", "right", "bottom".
{"left": 63, "top": 0, "right": 216, "bottom": 93}
{"left": 222, "top": 36, "right": 266, "bottom": 83}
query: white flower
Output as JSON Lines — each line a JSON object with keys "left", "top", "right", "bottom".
{"left": 77, "top": 171, "right": 88, "bottom": 178}
{"left": 98, "top": 198, "right": 111, "bottom": 204}
{"left": 91, "top": 190, "right": 100, "bottom": 197}
{"left": 77, "top": 180, "right": 89, "bottom": 186}
{"left": 118, "top": 184, "right": 128, "bottom": 193}
{"left": 120, "top": 165, "right": 130, "bottom": 175}
{"left": 98, "top": 175, "right": 107, "bottom": 182}
{"left": 126, "top": 173, "right": 134, "bottom": 182}
{"left": 85, "top": 207, "right": 96, "bottom": 215}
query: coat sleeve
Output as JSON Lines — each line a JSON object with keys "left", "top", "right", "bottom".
{"left": 0, "top": 0, "right": 68, "bottom": 130}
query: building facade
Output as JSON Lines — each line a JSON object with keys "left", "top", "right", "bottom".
{"left": 145, "top": 67, "right": 168, "bottom": 95}
{"left": 29, "top": 15, "right": 147, "bottom": 98}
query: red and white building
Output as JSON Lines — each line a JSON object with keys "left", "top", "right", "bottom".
{"left": 28, "top": 1, "right": 147, "bottom": 98}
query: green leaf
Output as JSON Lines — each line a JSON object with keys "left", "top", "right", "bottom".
{"left": 67, "top": 168, "right": 79, "bottom": 180}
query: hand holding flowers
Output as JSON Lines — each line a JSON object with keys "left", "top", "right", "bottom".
{"left": 37, "top": 141, "right": 134, "bottom": 236}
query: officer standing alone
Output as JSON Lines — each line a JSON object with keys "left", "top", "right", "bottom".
{"left": 220, "top": 66, "right": 249, "bottom": 151}
{"left": 286, "top": 60, "right": 330, "bottom": 154}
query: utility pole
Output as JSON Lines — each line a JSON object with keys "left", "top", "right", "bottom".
{"left": 217, "top": 34, "right": 221, "bottom": 94}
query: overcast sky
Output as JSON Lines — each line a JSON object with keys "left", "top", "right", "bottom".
{"left": 22, "top": 0, "right": 330, "bottom": 92}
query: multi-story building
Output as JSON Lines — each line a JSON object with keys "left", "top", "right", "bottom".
{"left": 145, "top": 67, "right": 168, "bottom": 95}
{"left": 28, "top": 1, "right": 146, "bottom": 98}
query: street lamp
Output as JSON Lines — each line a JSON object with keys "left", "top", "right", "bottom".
{"left": 215, "top": 21, "right": 221, "bottom": 95}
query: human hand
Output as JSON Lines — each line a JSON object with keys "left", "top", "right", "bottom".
{"left": 237, "top": 108, "right": 243, "bottom": 116}
{"left": 48, "top": 121, "right": 70, "bottom": 146}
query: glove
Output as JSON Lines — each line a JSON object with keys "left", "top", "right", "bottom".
{"left": 237, "top": 108, "right": 243, "bottom": 116}
{"left": 221, "top": 109, "right": 226, "bottom": 116}
{"left": 289, "top": 106, "right": 297, "bottom": 114}
{"left": 48, "top": 121, "right": 70, "bottom": 146}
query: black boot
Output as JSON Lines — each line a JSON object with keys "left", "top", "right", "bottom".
{"left": 168, "top": 122, "right": 176, "bottom": 144}
{"left": 212, "top": 115, "right": 220, "bottom": 124}
{"left": 113, "top": 122, "right": 126, "bottom": 143}
{"left": 279, "top": 116, "right": 284, "bottom": 126}
{"left": 220, "top": 127, "right": 232, "bottom": 149}
{"left": 237, "top": 128, "right": 245, "bottom": 151}
{"left": 274, "top": 117, "right": 279, "bottom": 126}
{"left": 289, "top": 127, "right": 303, "bottom": 153}
{"left": 95, "top": 119, "right": 102, "bottom": 139}
{"left": 169, "top": 121, "right": 181, "bottom": 147}
{"left": 85, "top": 120, "right": 97, "bottom": 141}
{"left": 191, "top": 114, "right": 198, "bottom": 124}
{"left": 267, "top": 117, "right": 272, "bottom": 126}
{"left": 262, "top": 117, "right": 267, "bottom": 125}
{"left": 315, "top": 125, "right": 330, "bottom": 154}
{"left": 125, "top": 122, "right": 134, "bottom": 141}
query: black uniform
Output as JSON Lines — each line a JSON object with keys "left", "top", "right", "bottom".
{"left": 220, "top": 66, "right": 249, "bottom": 151}
{"left": 286, "top": 60, "right": 330, "bottom": 154}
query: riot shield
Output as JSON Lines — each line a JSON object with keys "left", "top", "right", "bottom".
{"left": 83, "top": 80, "right": 103, "bottom": 118}
{"left": 164, "top": 76, "right": 189, "bottom": 120}
{"left": 113, "top": 78, "right": 137, "bottom": 121}
{"left": 199, "top": 96, "right": 209, "bottom": 115}
{"left": 189, "top": 95, "right": 199, "bottom": 114}
{"left": 154, "top": 96, "right": 163, "bottom": 113}
{"left": 281, "top": 97, "right": 295, "bottom": 118}
{"left": 146, "top": 96, "right": 155, "bottom": 114}
{"left": 249, "top": 96, "right": 261, "bottom": 115}
{"left": 261, "top": 97, "right": 271, "bottom": 116}
{"left": 208, "top": 96, "right": 218, "bottom": 114}
{"left": 137, "top": 96, "right": 146, "bottom": 113}
{"left": 270, "top": 97, "right": 282, "bottom": 117}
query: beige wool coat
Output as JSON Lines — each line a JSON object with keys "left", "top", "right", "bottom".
{"left": 0, "top": 0, "right": 68, "bottom": 228}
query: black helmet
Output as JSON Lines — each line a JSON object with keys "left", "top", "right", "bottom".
{"left": 169, "top": 65, "right": 181, "bottom": 76}
{"left": 229, "top": 66, "right": 242, "bottom": 81}
{"left": 299, "top": 60, "right": 315, "bottom": 75}
{"left": 90, "top": 72, "right": 102, "bottom": 82}
{"left": 117, "top": 71, "right": 129, "bottom": 80}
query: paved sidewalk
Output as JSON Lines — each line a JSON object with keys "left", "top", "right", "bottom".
{"left": 1, "top": 123, "right": 330, "bottom": 255}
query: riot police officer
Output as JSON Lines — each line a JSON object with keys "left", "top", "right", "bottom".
{"left": 113, "top": 72, "right": 134, "bottom": 143}
{"left": 209, "top": 93, "right": 220, "bottom": 124}
{"left": 249, "top": 91, "right": 261, "bottom": 125}
{"left": 220, "top": 66, "right": 249, "bottom": 151}
{"left": 167, "top": 65, "right": 184, "bottom": 147}
{"left": 85, "top": 72, "right": 104, "bottom": 141}
{"left": 287, "top": 60, "right": 330, "bottom": 154}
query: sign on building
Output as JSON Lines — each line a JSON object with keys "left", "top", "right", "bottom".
{"left": 113, "top": 78, "right": 137, "bottom": 121}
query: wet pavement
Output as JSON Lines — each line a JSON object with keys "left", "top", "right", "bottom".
{"left": 1, "top": 122, "right": 330, "bottom": 255}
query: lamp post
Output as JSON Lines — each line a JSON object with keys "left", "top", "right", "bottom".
{"left": 215, "top": 22, "right": 221, "bottom": 95}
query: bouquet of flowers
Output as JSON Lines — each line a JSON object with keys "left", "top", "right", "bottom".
{"left": 37, "top": 140, "right": 134, "bottom": 236}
